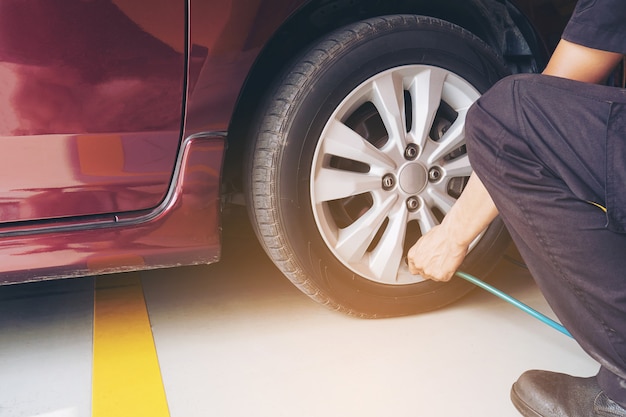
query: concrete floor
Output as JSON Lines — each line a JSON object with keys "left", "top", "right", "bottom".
{"left": 0, "top": 209, "right": 598, "bottom": 417}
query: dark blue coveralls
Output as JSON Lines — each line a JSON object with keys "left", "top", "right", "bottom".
{"left": 466, "top": 0, "right": 626, "bottom": 408}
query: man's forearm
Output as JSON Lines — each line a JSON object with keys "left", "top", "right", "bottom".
{"left": 439, "top": 172, "right": 499, "bottom": 247}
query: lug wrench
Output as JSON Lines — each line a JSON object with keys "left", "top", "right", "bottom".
{"left": 455, "top": 271, "right": 572, "bottom": 338}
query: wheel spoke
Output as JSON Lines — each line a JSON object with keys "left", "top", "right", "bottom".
{"left": 320, "top": 118, "right": 396, "bottom": 169}
{"left": 409, "top": 68, "right": 447, "bottom": 148}
{"left": 313, "top": 167, "right": 380, "bottom": 203}
{"left": 334, "top": 195, "right": 397, "bottom": 262}
{"left": 442, "top": 153, "right": 472, "bottom": 178}
{"left": 426, "top": 109, "right": 467, "bottom": 164}
{"left": 371, "top": 71, "right": 407, "bottom": 152}
{"left": 368, "top": 208, "right": 408, "bottom": 282}
{"left": 427, "top": 186, "right": 457, "bottom": 214}
{"left": 416, "top": 204, "right": 440, "bottom": 235}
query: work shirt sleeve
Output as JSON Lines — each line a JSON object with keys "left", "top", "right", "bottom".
{"left": 562, "top": 0, "right": 626, "bottom": 55}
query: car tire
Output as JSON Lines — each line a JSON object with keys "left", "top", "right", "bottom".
{"left": 247, "top": 15, "right": 511, "bottom": 317}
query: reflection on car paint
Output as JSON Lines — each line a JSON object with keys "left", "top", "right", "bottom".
{"left": 0, "top": 132, "right": 179, "bottom": 222}
{"left": 0, "top": 135, "right": 223, "bottom": 284}
{"left": 0, "top": 0, "right": 185, "bottom": 221}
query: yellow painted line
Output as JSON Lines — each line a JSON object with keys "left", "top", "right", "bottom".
{"left": 92, "top": 273, "right": 170, "bottom": 417}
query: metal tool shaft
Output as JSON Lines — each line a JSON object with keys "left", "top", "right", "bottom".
{"left": 455, "top": 271, "right": 572, "bottom": 338}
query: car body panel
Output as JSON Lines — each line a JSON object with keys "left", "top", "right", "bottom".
{"left": 184, "top": 0, "right": 303, "bottom": 135}
{"left": 0, "top": 132, "right": 180, "bottom": 222}
{"left": 0, "top": 0, "right": 185, "bottom": 222}
{"left": 0, "top": 134, "right": 224, "bottom": 285}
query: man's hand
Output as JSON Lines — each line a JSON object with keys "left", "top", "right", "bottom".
{"left": 407, "top": 224, "right": 469, "bottom": 282}
{"left": 407, "top": 173, "right": 499, "bottom": 282}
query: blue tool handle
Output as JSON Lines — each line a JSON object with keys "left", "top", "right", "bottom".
{"left": 455, "top": 271, "right": 573, "bottom": 338}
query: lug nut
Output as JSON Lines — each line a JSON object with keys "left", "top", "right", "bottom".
{"left": 428, "top": 167, "right": 442, "bottom": 182}
{"left": 382, "top": 173, "right": 396, "bottom": 190}
{"left": 406, "top": 196, "right": 420, "bottom": 212}
{"left": 404, "top": 144, "right": 419, "bottom": 161}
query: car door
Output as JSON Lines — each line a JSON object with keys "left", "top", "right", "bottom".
{"left": 0, "top": 0, "right": 185, "bottom": 223}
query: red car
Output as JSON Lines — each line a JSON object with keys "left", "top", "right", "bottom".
{"left": 0, "top": 0, "right": 576, "bottom": 316}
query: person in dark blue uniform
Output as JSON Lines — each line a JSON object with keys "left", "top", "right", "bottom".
{"left": 407, "top": 1, "right": 626, "bottom": 415}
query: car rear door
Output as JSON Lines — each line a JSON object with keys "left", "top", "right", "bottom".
{"left": 0, "top": 0, "right": 185, "bottom": 223}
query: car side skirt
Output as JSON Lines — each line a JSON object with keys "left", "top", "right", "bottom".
{"left": 0, "top": 133, "right": 225, "bottom": 285}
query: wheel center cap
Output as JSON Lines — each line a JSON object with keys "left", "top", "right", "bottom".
{"left": 399, "top": 163, "right": 428, "bottom": 194}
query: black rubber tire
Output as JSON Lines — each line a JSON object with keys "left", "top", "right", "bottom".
{"left": 246, "top": 15, "right": 511, "bottom": 318}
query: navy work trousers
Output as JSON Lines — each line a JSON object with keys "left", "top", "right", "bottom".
{"left": 466, "top": 73, "right": 626, "bottom": 407}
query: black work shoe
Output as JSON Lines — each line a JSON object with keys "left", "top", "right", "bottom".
{"left": 511, "top": 370, "right": 626, "bottom": 417}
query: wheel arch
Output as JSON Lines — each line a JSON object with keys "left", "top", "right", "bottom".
{"left": 223, "top": 0, "right": 548, "bottom": 193}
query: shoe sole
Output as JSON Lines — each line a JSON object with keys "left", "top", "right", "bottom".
{"left": 511, "top": 383, "right": 544, "bottom": 417}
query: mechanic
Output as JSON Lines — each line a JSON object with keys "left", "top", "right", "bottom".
{"left": 406, "top": 0, "right": 626, "bottom": 416}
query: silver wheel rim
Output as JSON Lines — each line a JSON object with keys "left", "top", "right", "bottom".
{"left": 310, "top": 65, "right": 483, "bottom": 285}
